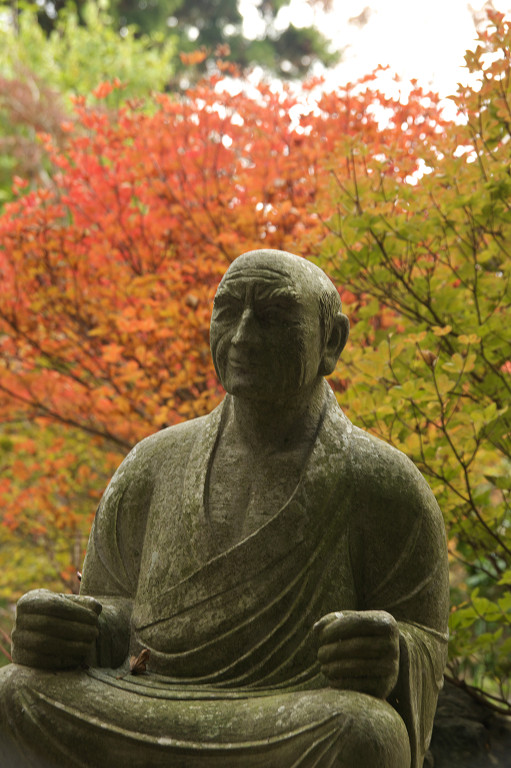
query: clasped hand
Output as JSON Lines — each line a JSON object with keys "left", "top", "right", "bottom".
{"left": 11, "top": 589, "right": 102, "bottom": 670}
{"left": 315, "top": 609, "right": 400, "bottom": 700}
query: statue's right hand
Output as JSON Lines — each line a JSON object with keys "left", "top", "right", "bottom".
{"left": 11, "top": 589, "right": 102, "bottom": 670}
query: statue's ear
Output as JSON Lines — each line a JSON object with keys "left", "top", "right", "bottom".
{"left": 319, "top": 313, "right": 349, "bottom": 376}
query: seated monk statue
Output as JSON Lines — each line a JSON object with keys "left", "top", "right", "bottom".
{"left": 0, "top": 249, "right": 449, "bottom": 768}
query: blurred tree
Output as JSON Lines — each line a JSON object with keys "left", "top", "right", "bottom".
{"left": 159, "top": 0, "right": 339, "bottom": 80}
{"left": 3, "top": 0, "right": 340, "bottom": 80}
{"left": 0, "top": 1, "right": 176, "bottom": 202}
{"left": 0, "top": 0, "right": 340, "bottom": 205}
{"left": 0, "top": 2, "right": 176, "bottom": 101}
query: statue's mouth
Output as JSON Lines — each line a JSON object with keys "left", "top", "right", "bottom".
{"left": 228, "top": 354, "right": 257, "bottom": 369}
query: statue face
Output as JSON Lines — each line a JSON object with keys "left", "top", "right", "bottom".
{"left": 210, "top": 260, "right": 323, "bottom": 404}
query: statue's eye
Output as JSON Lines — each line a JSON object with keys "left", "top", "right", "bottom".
{"left": 213, "top": 299, "right": 240, "bottom": 321}
{"left": 258, "top": 306, "right": 284, "bottom": 323}
{"left": 257, "top": 299, "right": 298, "bottom": 325}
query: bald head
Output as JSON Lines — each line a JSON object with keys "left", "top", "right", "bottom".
{"left": 224, "top": 249, "right": 334, "bottom": 295}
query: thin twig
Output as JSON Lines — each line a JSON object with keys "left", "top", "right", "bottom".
{"left": 444, "top": 673, "right": 511, "bottom": 717}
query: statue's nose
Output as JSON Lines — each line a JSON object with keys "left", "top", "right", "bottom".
{"left": 231, "top": 308, "right": 258, "bottom": 346}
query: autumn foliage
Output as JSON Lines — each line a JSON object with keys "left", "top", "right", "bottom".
{"left": 0, "top": 69, "right": 448, "bottom": 598}
{"left": 1, "top": 72, "right": 446, "bottom": 440}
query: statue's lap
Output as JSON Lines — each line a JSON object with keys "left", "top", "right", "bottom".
{"left": 0, "top": 663, "right": 410, "bottom": 768}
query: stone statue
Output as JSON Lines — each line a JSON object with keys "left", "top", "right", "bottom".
{"left": 0, "top": 249, "right": 449, "bottom": 768}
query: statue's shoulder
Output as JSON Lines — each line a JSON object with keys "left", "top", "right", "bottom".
{"left": 134, "top": 411, "right": 212, "bottom": 457}
{"left": 333, "top": 421, "right": 447, "bottom": 609}
{"left": 107, "top": 403, "right": 223, "bottom": 492}
{"left": 336, "top": 415, "right": 441, "bottom": 527}
{"left": 348, "top": 423, "right": 424, "bottom": 485}
{"left": 326, "top": 390, "right": 423, "bottom": 493}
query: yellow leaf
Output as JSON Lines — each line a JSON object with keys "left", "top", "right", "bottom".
{"left": 432, "top": 325, "right": 452, "bottom": 336}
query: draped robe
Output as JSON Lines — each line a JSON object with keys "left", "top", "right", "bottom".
{"left": 0, "top": 383, "right": 449, "bottom": 768}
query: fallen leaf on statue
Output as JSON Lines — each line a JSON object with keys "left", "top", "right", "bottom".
{"left": 129, "top": 648, "right": 150, "bottom": 675}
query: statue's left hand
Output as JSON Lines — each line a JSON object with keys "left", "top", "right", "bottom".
{"left": 315, "top": 609, "right": 400, "bottom": 700}
{"left": 11, "top": 589, "right": 102, "bottom": 670}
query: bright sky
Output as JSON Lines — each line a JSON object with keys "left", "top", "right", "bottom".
{"left": 242, "top": 0, "right": 511, "bottom": 97}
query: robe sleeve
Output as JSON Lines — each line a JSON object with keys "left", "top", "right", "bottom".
{"left": 79, "top": 441, "right": 154, "bottom": 667}
{"left": 349, "top": 436, "right": 449, "bottom": 768}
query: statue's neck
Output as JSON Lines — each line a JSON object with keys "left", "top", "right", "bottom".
{"left": 228, "top": 379, "right": 326, "bottom": 455}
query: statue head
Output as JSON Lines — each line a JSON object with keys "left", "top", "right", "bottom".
{"left": 210, "top": 249, "right": 349, "bottom": 404}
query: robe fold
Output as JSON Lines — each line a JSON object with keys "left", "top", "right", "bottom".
{"left": 0, "top": 383, "right": 449, "bottom": 768}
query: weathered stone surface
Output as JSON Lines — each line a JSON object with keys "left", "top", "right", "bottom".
{"left": 426, "top": 681, "right": 511, "bottom": 767}
{"left": 0, "top": 250, "right": 450, "bottom": 768}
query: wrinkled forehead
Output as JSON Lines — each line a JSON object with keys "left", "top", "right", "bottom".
{"left": 217, "top": 264, "right": 297, "bottom": 297}
{"left": 216, "top": 253, "right": 329, "bottom": 300}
